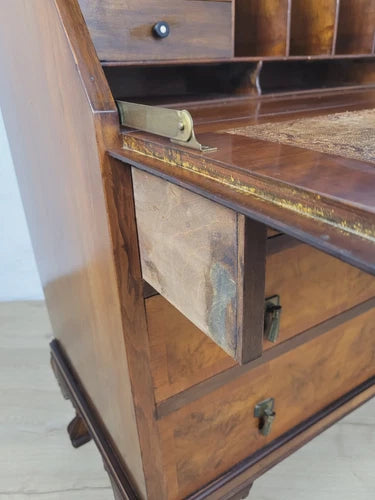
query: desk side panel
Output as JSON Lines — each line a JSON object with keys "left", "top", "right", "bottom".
{"left": 0, "top": 1, "right": 147, "bottom": 495}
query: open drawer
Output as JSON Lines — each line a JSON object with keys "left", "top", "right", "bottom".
{"left": 112, "top": 87, "right": 375, "bottom": 363}
{"left": 132, "top": 168, "right": 266, "bottom": 363}
{"left": 132, "top": 167, "right": 375, "bottom": 365}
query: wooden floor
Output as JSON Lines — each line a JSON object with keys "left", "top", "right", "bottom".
{"left": 1, "top": 301, "right": 374, "bottom": 500}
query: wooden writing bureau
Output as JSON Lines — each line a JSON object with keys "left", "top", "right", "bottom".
{"left": 1, "top": 1, "right": 375, "bottom": 498}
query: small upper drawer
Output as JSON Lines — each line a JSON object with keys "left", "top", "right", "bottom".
{"left": 78, "top": 0, "right": 233, "bottom": 61}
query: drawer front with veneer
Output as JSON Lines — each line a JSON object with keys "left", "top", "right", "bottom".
{"left": 157, "top": 308, "right": 375, "bottom": 499}
{"left": 78, "top": 0, "right": 233, "bottom": 62}
{"left": 135, "top": 168, "right": 375, "bottom": 367}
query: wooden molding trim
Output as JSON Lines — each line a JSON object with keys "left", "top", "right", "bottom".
{"left": 50, "top": 339, "right": 139, "bottom": 500}
{"left": 156, "top": 297, "right": 375, "bottom": 418}
{"left": 51, "top": 336, "right": 374, "bottom": 500}
{"left": 187, "top": 376, "right": 375, "bottom": 500}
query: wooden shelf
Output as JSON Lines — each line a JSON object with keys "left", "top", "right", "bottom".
{"left": 235, "top": 0, "right": 291, "bottom": 57}
{"left": 335, "top": 0, "right": 375, "bottom": 55}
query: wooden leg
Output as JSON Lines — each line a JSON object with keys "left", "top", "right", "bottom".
{"left": 51, "top": 355, "right": 92, "bottom": 448}
{"left": 230, "top": 482, "right": 253, "bottom": 500}
{"left": 67, "top": 412, "right": 92, "bottom": 448}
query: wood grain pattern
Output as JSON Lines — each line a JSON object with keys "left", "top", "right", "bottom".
{"left": 156, "top": 298, "right": 375, "bottom": 418}
{"left": 265, "top": 241, "right": 375, "bottom": 348}
{"left": 51, "top": 340, "right": 139, "bottom": 499}
{"left": 105, "top": 158, "right": 168, "bottom": 498}
{"left": 158, "top": 308, "right": 375, "bottom": 498}
{"left": 132, "top": 168, "right": 266, "bottom": 363}
{"left": 146, "top": 236, "right": 375, "bottom": 404}
{"left": 112, "top": 88, "right": 375, "bottom": 275}
{"left": 336, "top": 0, "right": 375, "bottom": 54}
{"left": 78, "top": 0, "right": 233, "bottom": 62}
{"left": 290, "top": 0, "right": 338, "bottom": 55}
{"left": 187, "top": 378, "right": 375, "bottom": 499}
{"left": 235, "top": 0, "right": 291, "bottom": 56}
{"left": 0, "top": 1, "right": 148, "bottom": 496}
{"left": 146, "top": 295, "right": 236, "bottom": 403}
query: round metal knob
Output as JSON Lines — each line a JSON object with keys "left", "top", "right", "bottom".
{"left": 152, "top": 21, "right": 170, "bottom": 39}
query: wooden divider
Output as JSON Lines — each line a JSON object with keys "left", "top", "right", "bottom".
{"left": 290, "top": 0, "right": 339, "bottom": 55}
{"left": 335, "top": 0, "right": 375, "bottom": 54}
{"left": 235, "top": 0, "right": 291, "bottom": 56}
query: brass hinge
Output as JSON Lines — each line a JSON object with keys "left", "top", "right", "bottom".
{"left": 116, "top": 100, "right": 216, "bottom": 153}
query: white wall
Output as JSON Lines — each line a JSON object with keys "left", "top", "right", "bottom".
{"left": 0, "top": 107, "right": 44, "bottom": 301}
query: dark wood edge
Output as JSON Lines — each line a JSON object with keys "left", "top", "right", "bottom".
{"left": 54, "top": 0, "right": 116, "bottom": 112}
{"left": 266, "top": 233, "right": 301, "bottom": 255}
{"left": 235, "top": 216, "right": 266, "bottom": 364}
{"left": 50, "top": 341, "right": 374, "bottom": 500}
{"left": 109, "top": 149, "right": 375, "bottom": 277}
{"left": 187, "top": 376, "right": 375, "bottom": 500}
{"left": 50, "top": 339, "right": 139, "bottom": 500}
{"left": 156, "top": 297, "right": 375, "bottom": 418}
{"left": 101, "top": 53, "right": 375, "bottom": 67}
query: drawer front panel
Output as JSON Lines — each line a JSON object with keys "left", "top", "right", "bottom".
{"left": 158, "top": 308, "right": 375, "bottom": 498}
{"left": 78, "top": 0, "right": 233, "bottom": 61}
{"left": 265, "top": 240, "right": 375, "bottom": 348}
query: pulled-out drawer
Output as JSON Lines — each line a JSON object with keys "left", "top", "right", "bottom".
{"left": 133, "top": 168, "right": 375, "bottom": 365}
{"left": 157, "top": 308, "right": 375, "bottom": 499}
{"left": 78, "top": 0, "right": 233, "bottom": 61}
{"left": 133, "top": 168, "right": 266, "bottom": 363}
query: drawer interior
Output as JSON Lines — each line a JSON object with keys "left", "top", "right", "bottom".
{"left": 133, "top": 167, "right": 266, "bottom": 363}
{"left": 134, "top": 162, "right": 375, "bottom": 366}
{"left": 145, "top": 233, "right": 375, "bottom": 404}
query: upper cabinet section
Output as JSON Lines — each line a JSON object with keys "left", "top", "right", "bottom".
{"left": 79, "top": 0, "right": 375, "bottom": 62}
{"left": 77, "top": 0, "right": 234, "bottom": 62}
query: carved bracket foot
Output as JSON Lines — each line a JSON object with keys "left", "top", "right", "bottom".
{"left": 67, "top": 413, "right": 92, "bottom": 448}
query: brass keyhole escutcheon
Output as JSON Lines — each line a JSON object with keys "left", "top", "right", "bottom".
{"left": 264, "top": 295, "right": 282, "bottom": 343}
{"left": 254, "top": 398, "right": 276, "bottom": 437}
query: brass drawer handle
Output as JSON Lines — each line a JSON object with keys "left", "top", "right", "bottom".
{"left": 254, "top": 398, "right": 276, "bottom": 437}
{"left": 264, "top": 295, "right": 282, "bottom": 343}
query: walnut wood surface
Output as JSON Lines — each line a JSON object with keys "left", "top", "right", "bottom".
{"left": 105, "top": 158, "right": 168, "bottom": 498}
{"left": 50, "top": 340, "right": 139, "bottom": 500}
{"left": 111, "top": 88, "right": 375, "bottom": 275}
{"left": 0, "top": 2, "right": 147, "bottom": 496}
{"left": 78, "top": 0, "right": 233, "bottom": 62}
{"left": 146, "top": 295, "right": 236, "bottom": 403}
{"left": 290, "top": 0, "right": 339, "bottom": 55}
{"left": 187, "top": 378, "right": 375, "bottom": 499}
{"left": 336, "top": 0, "right": 375, "bottom": 55}
{"left": 235, "top": 0, "right": 291, "bottom": 57}
{"left": 132, "top": 168, "right": 265, "bottom": 363}
{"left": 158, "top": 308, "right": 375, "bottom": 498}
{"left": 265, "top": 242, "right": 375, "bottom": 347}
{"left": 146, "top": 238, "right": 375, "bottom": 404}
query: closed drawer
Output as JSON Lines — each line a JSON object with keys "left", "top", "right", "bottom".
{"left": 134, "top": 169, "right": 375, "bottom": 364}
{"left": 157, "top": 308, "right": 375, "bottom": 499}
{"left": 78, "top": 0, "right": 233, "bottom": 61}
